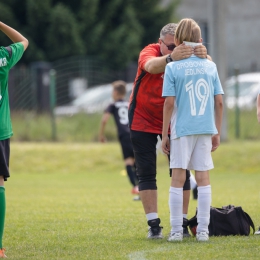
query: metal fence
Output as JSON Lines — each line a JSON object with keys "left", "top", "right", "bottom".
{"left": 9, "top": 56, "right": 137, "bottom": 112}
{"left": 8, "top": 56, "right": 260, "bottom": 141}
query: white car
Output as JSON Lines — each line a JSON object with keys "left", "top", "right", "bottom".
{"left": 225, "top": 72, "right": 260, "bottom": 110}
{"left": 55, "top": 82, "right": 133, "bottom": 116}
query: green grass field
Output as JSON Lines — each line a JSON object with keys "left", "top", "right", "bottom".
{"left": 3, "top": 141, "right": 260, "bottom": 259}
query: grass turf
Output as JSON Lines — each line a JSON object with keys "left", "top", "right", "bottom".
{"left": 3, "top": 141, "right": 260, "bottom": 259}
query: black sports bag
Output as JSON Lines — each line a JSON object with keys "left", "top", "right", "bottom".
{"left": 188, "top": 205, "right": 255, "bottom": 236}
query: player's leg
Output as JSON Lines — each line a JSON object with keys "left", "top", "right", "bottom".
{"left": 168, "top": 136, "right": 196, "bottom": 241}
{"left": 159, "top": 134, "right": 191, "bottom": 235}
{"left": 124, "top": 157, "right": 138, "bottom": 189}
{"left": 0, "top": 139, "right": 10, "bottom": 258}
{"left": 0, "top": 177, "right": 6, "bottom": 258}
{"left": 130, "top": 130, "right": 162, "bottom": 238}
{"left": 168, "top": 168, "right": 186, "bottom": 242}
{"left": 195, "top": 170, "right": 211, "bottom": 241}
{"left": 190, "top": 171, "right": 198, "bottom": 200}
{"left": 191, "top": 135, "right": 213, "bottom": 242}
{"left": 120, "top": 135, "right": 139, "bottom": 194}
{"left": 182, "top": 170, "right": 191, "bottom": 237}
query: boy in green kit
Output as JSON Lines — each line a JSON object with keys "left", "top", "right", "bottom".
{"left": 0, "top": 21, "right": 29, "bottom": 258}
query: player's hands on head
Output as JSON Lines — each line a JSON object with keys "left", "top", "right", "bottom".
{"left": 161, "top": 136, "right": 170, "bottom": 155}
{"left": 194, "top": 45, "right": 207, "bottom": 59}
{"left": 171, "top": 43, "right": 193, "bottom": 61}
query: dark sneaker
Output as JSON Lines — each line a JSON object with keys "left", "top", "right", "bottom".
{"left": 183, "top": 218, "right": 191, "bottom": 237}
{"left": 254, "top": 226, "right": 260, "bottom": 235}
{"left": 147, "top": 218, "right": 163, "bottom": 239}
{"left": 193, "top": 186, "right": 198, "bottom": 200}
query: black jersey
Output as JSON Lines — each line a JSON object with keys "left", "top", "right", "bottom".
{"left": 105, "top": 99, "right": 130, "bottom": 138}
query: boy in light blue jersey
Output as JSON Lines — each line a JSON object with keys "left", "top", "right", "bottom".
{"left": 161, "top": 18, "right": 224, "bottom": 242}
{"left": 163, "top": 52, "right": 223, "bottom": 139}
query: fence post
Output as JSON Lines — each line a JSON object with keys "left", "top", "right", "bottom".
{"left": 49, "top": 69, "right": 57, "bottom": 141}
{"left": 234, "top": 66, "right": 240, "bottom": 139}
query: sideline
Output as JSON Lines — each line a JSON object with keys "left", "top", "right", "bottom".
{"left": 128, "top": 245, "right": 174, "bottom": 260}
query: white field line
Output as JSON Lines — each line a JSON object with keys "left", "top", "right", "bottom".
{"left": 128, "top": 245, "right": 174, "bottom": 260}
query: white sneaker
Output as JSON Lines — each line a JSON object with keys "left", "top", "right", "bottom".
{"left": 133, "top": 195, "right": 141, "bottom": 201}
{"left": 254, "top": 227, "right": 260, "bottom": 235}
{"left": 196, "top": 232, "right": 209, "bottom": 242}
{"left": 168, "top": 232, "right": 183, "bottom": 242}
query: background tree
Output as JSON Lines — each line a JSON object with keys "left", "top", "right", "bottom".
{"left": 0, "top": 0, "right": 179, "bottom": 70}
{"left": 0, "top": 2, "right": 19, "bottom": 46}
{"left": 45, "top": 3, "right": 85, "bottom": 60}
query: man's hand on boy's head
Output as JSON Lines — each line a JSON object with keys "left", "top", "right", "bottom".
{"left": 194, "top": 45, "right": 207, "bottom": 59}
{"left": 171, "top": 44, "right": 193, "bottom": 61}
{"left": 171, "top": 44, "right": 208, "bottom": 61}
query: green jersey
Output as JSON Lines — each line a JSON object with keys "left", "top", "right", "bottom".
{"left": 0, "top": 42, "right": 24, "bottom": 140}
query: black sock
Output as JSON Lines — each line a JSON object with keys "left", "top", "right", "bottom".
{"left": 126, "top": 165, "right": 137, "bottom": 187}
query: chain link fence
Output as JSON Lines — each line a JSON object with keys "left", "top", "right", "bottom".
{"left": 8, "top": 56, "right": 260, "bottom": 141}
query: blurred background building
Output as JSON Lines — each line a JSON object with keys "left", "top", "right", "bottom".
{"left": 163, "top": 0, "right": 260, "bottom": 75}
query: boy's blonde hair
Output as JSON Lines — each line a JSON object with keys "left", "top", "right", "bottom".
{"left": 175, "top": 18, "right": 201, "bottom": 44}
{"left": 112, "top": 80, "right": 126, "bottom": 96}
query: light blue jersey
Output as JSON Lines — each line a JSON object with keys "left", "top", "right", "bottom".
{"left": 162, "top": 56, "right": 224, "bottom": 139}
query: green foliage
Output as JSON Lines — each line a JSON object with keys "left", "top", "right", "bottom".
{"left": 4, "top": 141, "right": 260, "bottom": 259}
{"left": 93, "top": 1, "right": 143, "bottom": 68}
{"left": 0, "top": 3, "right": 18, "bottom": 46}
{"left": 133, "top": 0, "right": 180, "bottom": 47}
{"left": 24, "top": 0, "right": 52, "bottom": 61}
{"left": 46, "top": 3, "right": 85, "bottom": 60}
{"left": 0, "top": 0, "right": 179, "bottom": 69}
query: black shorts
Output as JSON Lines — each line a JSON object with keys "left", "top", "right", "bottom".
{"left": 130, "top": 130, "right": 190, "bottom": 190}
{"left": 0, "top": 139, "right": 10, "bottom": 181}
{"left": 119, "top": 134, "right": 134, "bottom": 159}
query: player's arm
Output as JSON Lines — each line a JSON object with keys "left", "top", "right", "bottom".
{"left": 98, "top": 112, "right": 111, "bottom": 142}
{"left": 212, "top": 94, "right": 223, "bottom": 152}
{"left": 144, "top": 44, "right": 207, "bottom": 74}
{"left": 257, "top": 94, "right": 260, "bottom": 123}
{"left": 144, "top": 55, "right": 171, "bottom": 74}
{"left": 162, "top": 96, "right": 175, "bottom": 155}
{"left": 144, "top": 45, "right": 193, "bottom": 74}
{"left": 0, "top": 21, "right": 29, "bottom": 50}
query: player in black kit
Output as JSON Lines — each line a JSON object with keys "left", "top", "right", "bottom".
{"left": 99, "top": 80, "right": 139, "bottom": 200}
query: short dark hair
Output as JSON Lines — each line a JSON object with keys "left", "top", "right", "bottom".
{"left": 112, "top": 80, "right": 126, "bottom": 96}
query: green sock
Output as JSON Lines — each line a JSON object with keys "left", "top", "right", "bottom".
{"left": 0, "top": 186, "right": 5, "bottom": 249}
